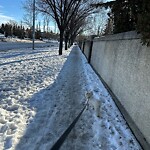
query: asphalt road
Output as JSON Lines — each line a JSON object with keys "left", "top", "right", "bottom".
{"left": 0, "top": 41, "right": 58, "bottom": 51}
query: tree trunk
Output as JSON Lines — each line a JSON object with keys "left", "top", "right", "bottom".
{"left": 70, "top": 34, "right": 76, "bottom": 46}
{"left": 65, "top": 35, "right": 69, "bottom": 50}
{"left": 70, "top": 38, "right": 74, "bottom": 46}
{"left": 64, "top": 33, "right": 69, "bottom": 50}
{"left": 68, "top": 39, "right": 72, "bottom": 47}
{"left": 59, "top": 31, "right": 64, "bottom": 55}
{"left": 65, "top": 40, "right": 68, "bottom": 50}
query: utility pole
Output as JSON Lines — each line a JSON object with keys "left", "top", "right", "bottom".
{"left": 32, "top": 0, "right": 35, "bottom": 49}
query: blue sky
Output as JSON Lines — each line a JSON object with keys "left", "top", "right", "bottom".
{"left": 0, "top": 0, "right": 26, "bottom": 23}
{"left": 0, "top": 0, "right": 56, "bottom": 31}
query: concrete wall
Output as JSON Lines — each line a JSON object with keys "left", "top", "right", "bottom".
{"left": 83, "top": 41, "right": 91, "bottom": 59}
{"left": 83, "top": 31, "right": 150, "bottom": 149}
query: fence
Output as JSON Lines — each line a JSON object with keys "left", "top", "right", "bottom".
{"left": 80, "top": 31, "right": 150, "bottom": 150}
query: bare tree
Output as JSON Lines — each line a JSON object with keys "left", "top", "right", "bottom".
{"left": 22, "top": 0, "right": 39, "bottom": 28}
{"left": 23, "top": 14, "right": 33, "bottom": 28}
{"left": 84, "top": 7, "right": 108, "bottom": 36}
{"left": 64, "top": 10, "right": 89, "bottom": 50}
{"left": 22, "top": 0, "right": 33, "bottom": 28}
{"left": 43, "top": 17, "right": 46, "bottom": 32}
{"left": 37, "top": 0, "right": 95, "bottom": 55}
{"left": 45, "top": 15, "right": 50, "bottom": 32}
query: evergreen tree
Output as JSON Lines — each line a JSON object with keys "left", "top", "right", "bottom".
{"left": 0, "top": 24, "right": 5, "bottom": 34}
{"left": 4, "top": 24, "right": 11, "bottom": 37}
{"left": 93, "top": 0, "right": 136, "bottom": 33}
{"left": 0, "top": 22, "right": 25, "bottom": 38}
{"left": 136, "top": 0, "right": 150, "bottom": 46}
{"left": 105, "top": 0, "right": 136, "bottom": 33}
{"left": 35, "top": 30, "right": 41, "bottom": 39}
{"left": 93, "top": 0, "right": 150, "bottom": 46}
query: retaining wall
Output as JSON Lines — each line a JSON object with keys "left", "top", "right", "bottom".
{"left": 82, "top": 31, "right": 150, "bottom": 149}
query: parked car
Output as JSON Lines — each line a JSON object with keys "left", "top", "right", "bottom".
{"left": 0, "top": 33, "right": 6, "bottom": 41}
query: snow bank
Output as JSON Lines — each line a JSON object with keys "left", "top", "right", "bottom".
{"left": 78, "top": 49, "right": 142, "bottom": 150}
{"left": 0, "top": 47, "right": 70, "bottom": 149}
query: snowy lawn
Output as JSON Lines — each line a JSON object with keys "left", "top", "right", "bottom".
{"left": 0, "top": 46, "right": 69, "bottom": 149}
{"left": 0, "top": 46, "right": 142, "bottom": 150}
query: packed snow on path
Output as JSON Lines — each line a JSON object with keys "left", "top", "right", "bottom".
{"left": 0, "top": 46, "right": 142, "bottom": 150}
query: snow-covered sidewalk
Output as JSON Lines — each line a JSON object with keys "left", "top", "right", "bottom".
{"left": 0, "top": 46, "right": 142, "bottom": 150}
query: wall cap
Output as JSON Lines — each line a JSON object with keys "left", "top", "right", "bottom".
{"left": 94, "top": 31, "right": 141, "bottom": 41}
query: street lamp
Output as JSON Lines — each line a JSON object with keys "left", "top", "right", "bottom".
{"left": 32, "top": 0, "right": 35, "bottom": 49}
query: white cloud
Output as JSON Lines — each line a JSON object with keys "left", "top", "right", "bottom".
{"left": 0, "top": 13, "right": 14, "bottom": 24}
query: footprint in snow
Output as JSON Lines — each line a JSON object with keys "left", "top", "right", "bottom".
{"left": 0, "top": 117, "right": 7, "bottom": 124}
{"left": 4, "top": 136, "right": 13, "bottom": 149}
